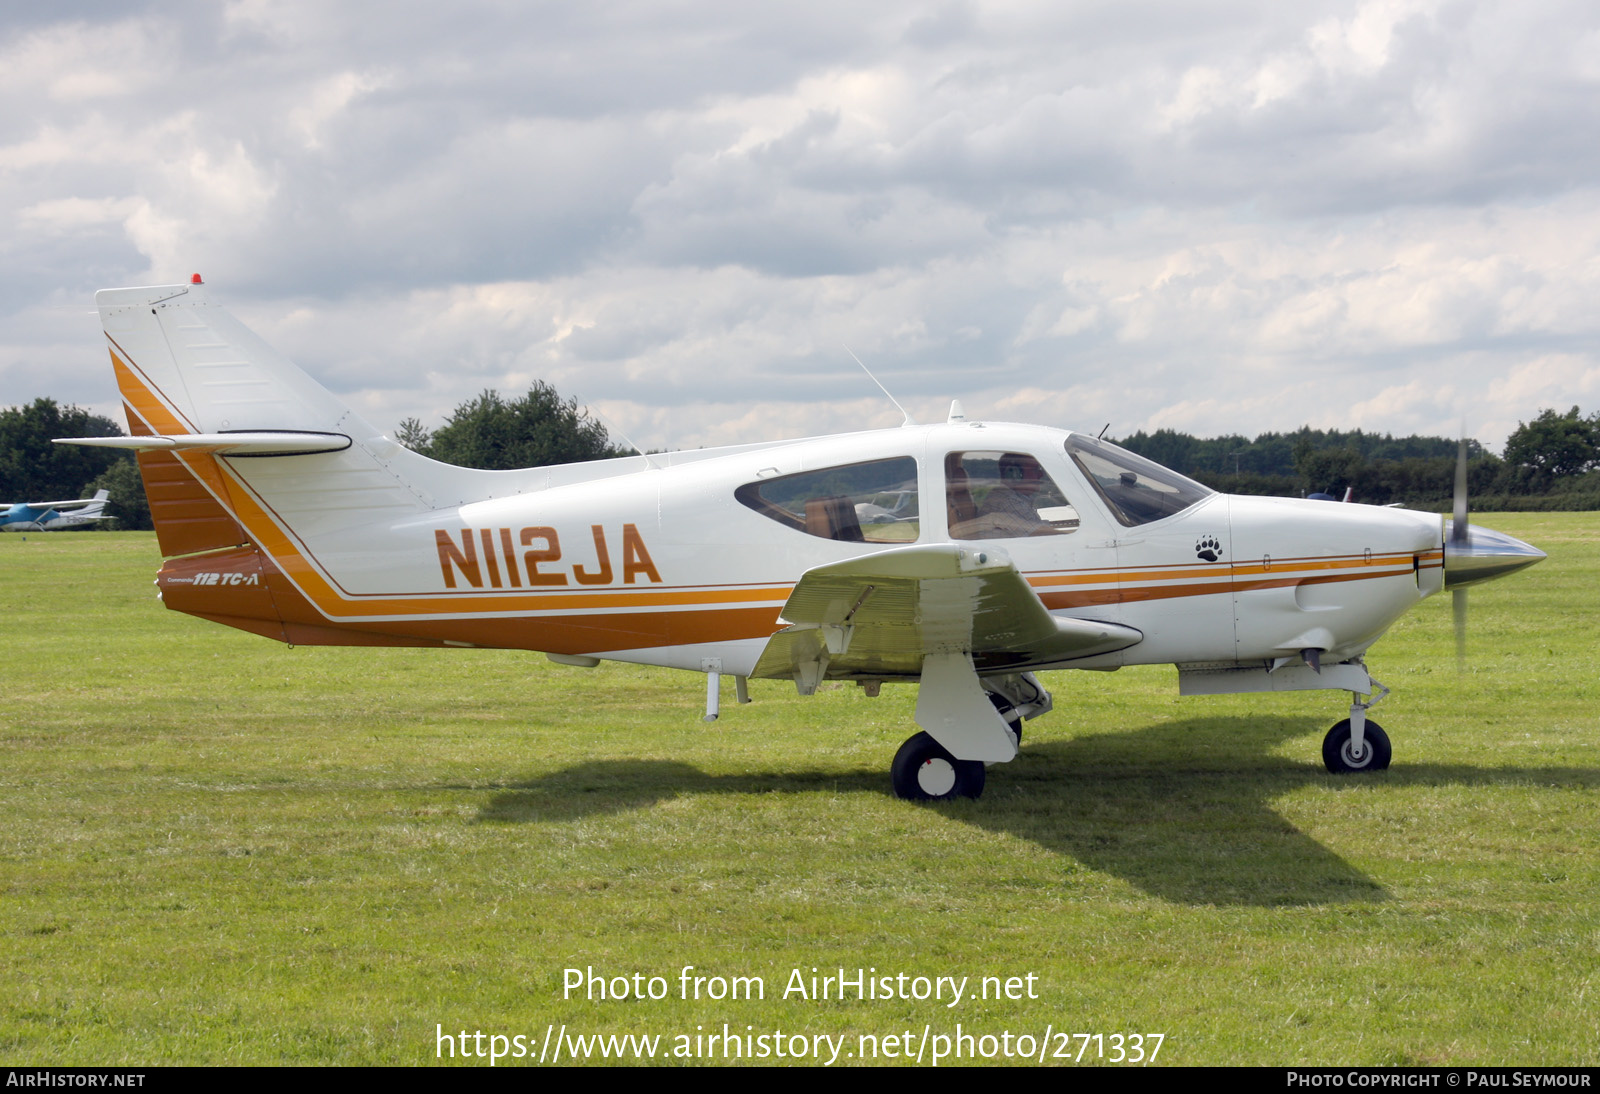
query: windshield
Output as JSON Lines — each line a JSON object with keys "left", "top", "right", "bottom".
{"left": 1064, "top": 434, "right": 1213, "bottom": 527}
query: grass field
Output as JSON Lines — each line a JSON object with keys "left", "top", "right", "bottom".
{"left": 3, "top": 515, "right": 1597, "bottom": 1066}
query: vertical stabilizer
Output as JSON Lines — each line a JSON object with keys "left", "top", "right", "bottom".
{"left": 98, "top": 282, "right": 373, "bottom": 438}
{"left": 97, "top": 282, "right": 444, "bottom": 556}
{"left": 75, "top": 281, "right": 665, "bottom": 649}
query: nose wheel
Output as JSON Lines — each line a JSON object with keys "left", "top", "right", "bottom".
{"left": 891, "top": 732, "right": 986, "bottom": 801}
{"left": 1322, "top": 718, "right": 1392, "bottom": 773}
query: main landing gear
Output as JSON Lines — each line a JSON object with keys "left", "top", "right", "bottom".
{"left": 890, "top": 732, "right": 986, "bottom": 801}
{"left": 889, "top": 670, "right": 1048, "bottom": 802}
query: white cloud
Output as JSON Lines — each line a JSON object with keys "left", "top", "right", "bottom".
{"left": 5, "top": 0, "right": 1600, "bottom": 459}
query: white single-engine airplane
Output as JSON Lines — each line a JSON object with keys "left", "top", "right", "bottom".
{"left": 1, "top": 489, "right": 112, "bottom": 532}
{"left": 60, "top": 278, "right": 1547, "bottom": 800}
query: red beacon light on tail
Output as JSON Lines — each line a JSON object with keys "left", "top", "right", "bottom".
{"left": 191, "top": 273, "right": 203, "bottom": 284}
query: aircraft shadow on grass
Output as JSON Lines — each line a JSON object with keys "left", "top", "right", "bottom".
{"left": 476, "top": 716, "right": 1600, "bottom": 908}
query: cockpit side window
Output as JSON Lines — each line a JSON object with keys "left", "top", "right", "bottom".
{"left": 1064, "top": 434, "right": 1212, "bottom": 527}
{"left": 945, "top": 451, "right": 1079, "bottom": 540}
{"left": 736, "top": 457, "right": 920, "bottom": 543}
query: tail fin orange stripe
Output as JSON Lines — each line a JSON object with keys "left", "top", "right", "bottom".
{"left": 110, "top": 347, "right": 192, "bottom": 436}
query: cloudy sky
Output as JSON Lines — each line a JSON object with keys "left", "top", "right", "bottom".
{"left": 4, "top": 0, "right": 1600, "bottom": 453}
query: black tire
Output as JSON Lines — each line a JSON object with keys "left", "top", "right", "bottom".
{"left": 1322, "top": 719, "right": 1392, "bottom": 774}
{"left": 890, "top": 732, "right": 986, "bottom": 801}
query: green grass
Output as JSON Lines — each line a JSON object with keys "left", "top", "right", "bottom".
{"left": 2, "top": 516, "right": 1597, "bottom": 1065}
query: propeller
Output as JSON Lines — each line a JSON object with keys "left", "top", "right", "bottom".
{"left": 1442, "top": 433, "right": 1547, "bottom": 665}
{"left": 1451, "top": 436, "right": 1470, "bottom": 665}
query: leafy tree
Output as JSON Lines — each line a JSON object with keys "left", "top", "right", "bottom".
{"left": 1119, "top": 426, "right": 1473, "bottom": 479}
{"left": 1503, "top": 406, "right": 1600, "bottom": 481}
{"left": 1295, "top": 445, "right": 1366, "bottom": 498}
{"left": 407, "top": 382, "right": 627, "bottom": 470}
{"left": 395, "top": 417, "right": 433, "bottom": 453}
{"left": 0, "top": 398, "right": 129, "bottom": 504}
{"left": 1119, "top": 423, "right": 1502, "bottom": 505}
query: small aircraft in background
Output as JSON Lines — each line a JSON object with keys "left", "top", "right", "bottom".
{"left": 1, "top": 489, "right": 113, "bottom": 532}
{"left": 59, "top": 278, "right": 1546, "bottom": 801}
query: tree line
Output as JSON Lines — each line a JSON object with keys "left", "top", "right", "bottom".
{"left": 0, "top": 384, "right": 626, "bottom": 531}
{"left": 4, "top": 392, "right": 1599, "bottom": 531}
{"left": 1115, "top": 406, "right": 1600, "bottom": 509}
{"left": 0, "top": 399, "right": 151, "bottom": 529}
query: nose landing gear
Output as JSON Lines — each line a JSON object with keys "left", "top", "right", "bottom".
{"left": 1322, "top": 718, "right": 1392, "bottom": 773}
{"left": 1322, "top": 677, "right": 1392, "bottom": 774}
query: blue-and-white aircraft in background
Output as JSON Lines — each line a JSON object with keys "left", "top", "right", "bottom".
{"left": 1, "top": 489, "right": 113, "bottom": 532}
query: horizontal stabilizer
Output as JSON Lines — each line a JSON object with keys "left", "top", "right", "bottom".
{"left": 55, "top": 432, "right": 352, "bottom": 457}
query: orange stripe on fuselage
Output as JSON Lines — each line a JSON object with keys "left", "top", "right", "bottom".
{"left": 103, "top": 348, "right": 779, "bottom": 618}
{"left": 1027, "top": 551, "right": 1424, "bottom": 593}
{"left": 220, "top": 462, "right": 791, "bottom": 616}
{"left": 109, "top": 335, "right": 1432, "bottom": 649}
{"left": 217, "top": 440, "right": 1433, "bottom": 630}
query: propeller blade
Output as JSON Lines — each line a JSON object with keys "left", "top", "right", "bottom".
{"left": 1453, "top": 435, "right": 1467, "bottom": 671}
{"left": 1441, "top": 427, "right": 1546, "bottom": 667}
{"left": 1451, "top": 436, "right": 1469, "bottom": 545}
{"left": 1452, "top": 435, "right": 1468, "bottom": 670}
{"left": 1443, "top": 428, "right": 1544, "bottom": 588}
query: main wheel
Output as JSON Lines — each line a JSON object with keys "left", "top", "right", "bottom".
{"left": 890, "top": 732, "right": 986, "bottom": 801}
{"left": 1322, "top": 719, "right": 1392, "bottom": 774}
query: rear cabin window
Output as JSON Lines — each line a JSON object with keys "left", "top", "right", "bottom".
{"left": 736, "top": 457, "right": 920, "bottom": 543}
{"left": 946, "top": 451, "right": 1079, "bottom": 540}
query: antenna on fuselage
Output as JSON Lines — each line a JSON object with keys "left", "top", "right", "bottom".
{"left": 843, "top": 345, "right": 916, "bottom": 427}
{"left": 1097, "top": 423, "right": 1110, "bottom": 439}
{"left": 573, "top": 389, "right": 659, "bottom": 469}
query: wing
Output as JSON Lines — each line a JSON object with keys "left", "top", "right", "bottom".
{"left": 751, "top": 543, "right": 1141, "bottom": 686}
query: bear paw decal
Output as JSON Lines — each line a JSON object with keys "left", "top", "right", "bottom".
{"left": 1195, "top": 535, "right": 1222, "bottom": 562}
